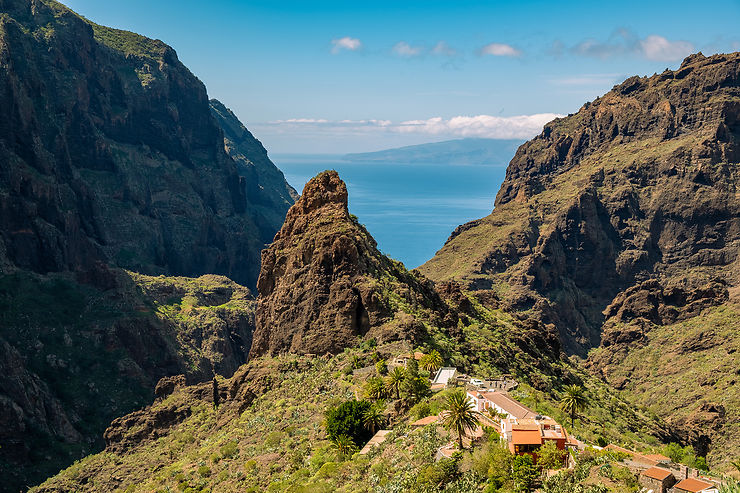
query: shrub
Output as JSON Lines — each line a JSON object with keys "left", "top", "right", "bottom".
{"left": 197, "top": 465, "right": 211, "bottom": 477}
{"left": 220, "top": 441, "right": 238, "bottom": 459}
{"left": 512, "top": 455, "right": 538, "bottom": 492}
{"left": 325, "top": 400, "right": 373, "bottom": 446}
{"left": 375, "top": 359, "right": 388, "bottom": 376}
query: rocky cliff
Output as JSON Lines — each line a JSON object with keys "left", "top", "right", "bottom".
{"left": 421, "top": 51, "right": 740, "bottom": 355}
{"left": 0, "top": 0, "right": 294, "bottom": 289}
{"left": 0, "top": 0, "right": 295, "bottom": 488}
{"left": 421, "top": 51, "right": 740, "bottom": 468}
{"left": 250, "top": 170, "right": 455, "bottom": 357}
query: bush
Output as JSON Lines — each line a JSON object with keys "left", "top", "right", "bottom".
{"left": 375, "top": 359, "right": 388, "bottom": 376}
{"left": 325, "top": 400, "right": 373, "bottom": 446}
{"left": 197, "top": 465, "right": 211, "bottom": 477}
{"left": 512, "top": 455, "right": 538, "bottom": 492}
{"left": 220, "top": 441, "right": 238, "bottom": 459}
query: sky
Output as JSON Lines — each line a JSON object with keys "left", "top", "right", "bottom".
{"left": 63, "top": 0, "right": 740, "bottom": 154}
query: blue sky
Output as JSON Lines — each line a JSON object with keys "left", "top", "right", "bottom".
{"left": 64, "top": 0, "right": 740, "bottom": 153}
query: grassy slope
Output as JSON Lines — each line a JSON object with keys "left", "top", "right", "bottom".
{"left": 588, "top": 302, "right": 740, "bottom": 470}
{"left": 34, "top": 292, "right": 675, "bottom": 492}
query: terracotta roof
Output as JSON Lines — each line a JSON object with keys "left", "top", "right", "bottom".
{"left": 674, "top": 478, "right": 714, "bottom": 492}
{"left": 642, "top": 467, "right": 674, "bottom": 481}
{"left": 478, "top": 391, "right": 538, "bottom": 419}
{"left": 511, "top": 429, "right": 543, "bottom": 445}
{"left": 643, "top": 454, "right": 671, "bottom": 462}
{"left": 512, "top": 423, "right": 540, "bottom": 431}
{"left": 411, "top": 415, "right": 440, "bottom": 426}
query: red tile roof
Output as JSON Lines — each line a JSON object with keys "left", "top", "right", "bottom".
{"left": 511, "top": 429, "right": 543, "bottom": 445}
{"left": 642, "top": 467, "right": 674, "bottom": 481}
{"left": 411, "top": 415, "right": 440, "bottom": 426}
{"left": 674, "top": 478, "right": 714, "bottom": 492}
{"left": 478, "top": 391, "right": 538, "bottom": 419}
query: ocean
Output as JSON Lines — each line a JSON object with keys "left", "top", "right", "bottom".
{"left": 271, "top": 154, "right": 509, "bottom": 269}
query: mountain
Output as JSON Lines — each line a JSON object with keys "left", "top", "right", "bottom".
{"left": 343, "top": 138, "right": 524, "bottom": 165}
{"left": 33, "top": 173, "right": 675, "bottom": 492}
{"left": 420, "top": 52, "right": 740, "bottom": 467}
{"left": 0, "top": 0, "right": 294, "bottom": 290}
{"left": 0, "top": 0, "right": 294, "bottom": 488}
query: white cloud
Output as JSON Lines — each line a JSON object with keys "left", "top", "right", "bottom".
{"left": 639, "top": 35, "right": 694, "bottom": 61}
{"left": 258, "top": 113, "right": 561, "bottom": 140}
{"left": 431, "top": 41, "right": 457, "bottom": 57}
{"left": 331, "top": 36, "right": 362, "bottom": 54}
{"left": 397, "top": 114, "right": 560, "bottom": 138}
{"left": 480, "top": 43, "right": 521, "bottom": 57}
{"left": 393, "top": 41, "right": 423, "bottom": 57}
{"left": 567, "top": 30, "right": 695, "bottom": 62}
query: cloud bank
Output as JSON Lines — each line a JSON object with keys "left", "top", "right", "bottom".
{"left": 260, "top": 113, "right": 561, "bottom": 140}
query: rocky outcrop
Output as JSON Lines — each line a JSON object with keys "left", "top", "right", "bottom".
{"left": 104, "top": 359, "right": 279, "bottom": 453}
{"left": 0, "top": 0, "right": 293, "bottom": 289}
{"left": 251, "top": 171, "right": 452, "bottom": 358}
{"left": 421, "top": 52, "right": 740, "bottom": 355}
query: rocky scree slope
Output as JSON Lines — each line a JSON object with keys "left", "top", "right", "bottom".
{"left": 421, "top": 51, "right": 740, "bottom": 469}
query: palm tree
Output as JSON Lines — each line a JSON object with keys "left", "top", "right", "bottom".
{"left": 419, "top": 349, "right": 443, "bottom": 376}
{"left": 559, "top": 384, "right": 589, "bottom": 428}
{"left": 385, "top": 366, "right": 406, "bottom": 399}
{"left": 362, "top": 403, "right": 385, "bottom": 435}
{"left": 330, "top": 434, "right": 358, "bottom": 459}
{"left": 441, "top": 390, "right": 480, "bottom": 449}
{"left": 364, "top": 377, "right": 386, "bottom": 400}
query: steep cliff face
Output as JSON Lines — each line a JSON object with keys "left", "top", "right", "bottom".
{"left": 421, "top": 52, "right": 740, "bottom": 355}
{"left": 251, "top": 170, "right": 452, "bottom": 357}
{"left": 0, "top": 0, "right": 294, "bottom": 488}
{"left": 421, "top": 51, "right": 740, "bottom": 467}
{"left": 0, "top": 0, "right": 293, "bottom": 289}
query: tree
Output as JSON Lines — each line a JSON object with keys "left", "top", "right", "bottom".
{"left": 406, "top": 357, "right": 419, "bottom": 377}
{"left": 385, "top": 366, "right": 406, "bottom": 399}
{"left": 325, "top": 399, "right": 373, "bottom": 445}
{"left": 420, "top": 349, "right": 444, "bottom": 375}
{"left": 559, "top": 385, "right": 588, "bottom": 428}
{"left": 364, "top": 377, "right": 386, "bottom": 400}
{"left": 330, "top": 434, "right": 358, "bottom": 460}
{"left": 537, "top": 440, "right": 567, "bottom": 471}
{"left": 212, "top": 376, "right": 220, "bottom": 409}
{"left": 441, "top": 390, "right": 480, "bottom": 449}
{"left": 512, "top": 454, "right": 539, "bottom": 492}
{"left": 403, "top": 374, "right": 431, "bottom": 403}
{"left": 362, "top": 402, "right": 385, "bottom": 435}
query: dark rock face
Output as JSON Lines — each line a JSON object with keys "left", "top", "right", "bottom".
{"left": 251, "top": 171, "right": 448, "bottom": 358}
{"left": 422, "top": 52, "right": 740, "bottom": 355}
{"left": 0, "top": 0, "right": 293, "bottom": 289}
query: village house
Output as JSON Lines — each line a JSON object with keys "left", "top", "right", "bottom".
{"left": 466, "top": 390, "right": 569, "bottom": 463}
{"left": 640, "top": 466, "right": 676, "bottom": 493}
{"left": 671, "top": 478, "right": 718, "bottom": 493}
{"left": 391, "top": 351, "right": 424, "bottom": 368}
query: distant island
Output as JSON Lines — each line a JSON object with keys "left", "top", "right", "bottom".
{"left": 343, "top": 138, "right": 524, "bottom": 165}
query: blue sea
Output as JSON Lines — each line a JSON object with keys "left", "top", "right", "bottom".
{"left": 271, "top": 154, "right": 509, "bottom": 269}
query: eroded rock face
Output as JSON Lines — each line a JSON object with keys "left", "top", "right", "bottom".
{"left": 0, "top": 0, "right": 293, "bottom": 289}
{"left": 422, "top": 52, "right": 740, "bottom": 355}
{"left": 251, "top": 171, "right": 448, "bottom": 358}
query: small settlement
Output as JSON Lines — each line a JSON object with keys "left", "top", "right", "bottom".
{"left": 362, "top": 352, "right": 725, "bottom": 492}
